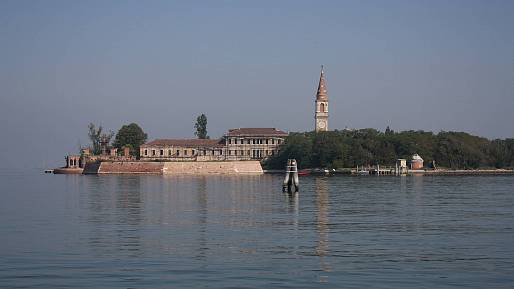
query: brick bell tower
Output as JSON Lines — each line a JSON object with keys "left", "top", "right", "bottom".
{"left": 315, "top": 65, "right": 329, "bottom": 132}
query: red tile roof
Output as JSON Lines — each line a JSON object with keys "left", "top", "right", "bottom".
{"left": 225, "top": 128, "right": 288, "bottom": 137}
{"left": 143, "top": 139, "right": 224, "bottom": 147}
{"left": 316, "top": 66, "right": 328, "bottom": 101}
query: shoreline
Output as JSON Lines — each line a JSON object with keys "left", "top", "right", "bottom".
{"left": 51, "top": 161, "right": 514, "bottom": 176}
{"left": 264, "top": 168, "right": 514, "bottom": 176}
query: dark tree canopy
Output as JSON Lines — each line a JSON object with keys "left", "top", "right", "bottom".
{"left": 194, "top": 114, "right": 209, "bottom": 139}
{"left": 112, "top": 123, "right": 148, "bottom": 156}
{"left": 264, "top": 129, "right": 514, "bottom": 170}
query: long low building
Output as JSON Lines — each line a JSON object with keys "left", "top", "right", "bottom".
{"left": 139, "top": 128, "right": 288, "bottom": 161}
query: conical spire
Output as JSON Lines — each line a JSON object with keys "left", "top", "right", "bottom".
{"left": 316, "top": 65, "right": 328, "bottom": 101}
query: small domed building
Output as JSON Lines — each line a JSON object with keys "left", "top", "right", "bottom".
{"left": 411, "top": 154, "right": 424, "bottom": 170}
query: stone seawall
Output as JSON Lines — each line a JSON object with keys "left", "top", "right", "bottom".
{"left": 98, "top": 162, "right": 164, "bottom": 174}
{"left": 163, "top": 161, "right": 263, "bottom": 175}
{"left": 95, "top": 161, "right": 263, "bottom": 175}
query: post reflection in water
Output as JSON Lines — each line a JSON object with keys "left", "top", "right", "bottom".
{"left": 315, "top": 177, "right": 331, "bottom": 279}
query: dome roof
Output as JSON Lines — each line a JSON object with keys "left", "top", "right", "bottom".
{"left": 412, "top": 154, "right": 423, "bottom": 161}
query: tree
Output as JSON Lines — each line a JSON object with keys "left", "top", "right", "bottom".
{"left": 264, "top": 128, "right": 512, "bottom": 170}
{"left": 88, "top": 123, "right": 114, "bottom": 155}
{"left": 194, "top": 114, "right": 209, "bottom": 139}
{"left": 112, "top": 123, "right": 148, "bottom": 156}
{"left": 88, "top": 123, "right": 103, "bottom": 155}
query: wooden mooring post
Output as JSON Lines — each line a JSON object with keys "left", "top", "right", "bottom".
{"left": 283, "top": 159, "right": 299, "bottom": 193}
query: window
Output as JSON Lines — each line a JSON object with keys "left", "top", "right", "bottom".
{"left": 152, "top": 150, "right": 156, "bottom": 156}
{"left": 220, "top": 150, "right": 223, "bottom": 155}
{"left": 144, "top": 149, "right": 148, "bottom": 156}
{"left": 192, "top": 149, "right": 195, "bottom": 155}
{"left": 176, "top": 150, "right": 180, "bottom": 156}
{"left": 184, "top": 150, "right": 188, "bottom": 156}
{"left": 229, "top": 139, "right": 232, "bottom": 144}
{"left": 320, "top": 103, "right": 325, "bottom": 112}
{"left": 168, "top": 150, "right": 172, "bottom": 155}
{"left": 265, "top": 139, "right": 268, "bottom": 144}
{"left": 272, "top": 139, "right": 275, "bottom": 144}
{"left": 229, "top": 150, "right": 232, "bottom": 156}
{"left": 160, "top": 149, "right": 163, "bottom": 156}
{"left": 240, "top": 150, "right": 243, "bottom": 155}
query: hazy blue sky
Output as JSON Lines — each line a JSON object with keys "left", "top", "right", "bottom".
{"left": 1, "top": 0, "right": 513, "bottom": 168}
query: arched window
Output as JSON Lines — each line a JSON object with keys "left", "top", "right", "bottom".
{"left": 320, "top": 103, "right": 325, "bottom": 112}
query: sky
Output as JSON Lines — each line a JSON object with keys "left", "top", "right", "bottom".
{"left": 1, "top": 0, "right": 513, "bottom": 169}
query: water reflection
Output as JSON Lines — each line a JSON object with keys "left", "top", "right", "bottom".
{"left": 315, "top": 177, "right": 331, "bottom": 277}
{"left": 195, "top": 176, "right": 208, "bottom": 260}
{"left": 84, "top": 176, "right": 143, "bottom": 258}
{"left": 3, "top": 172, "right": 514, "bottom": 288}
{"left": 115, "top": 176, "right": 143, "bottom": 257}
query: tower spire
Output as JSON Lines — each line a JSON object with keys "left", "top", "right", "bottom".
{"left": 316, "top": 65, "right": 328, "bottom": 101}
{"left": 314, "top": 65, "right": 329, "bottom": 132}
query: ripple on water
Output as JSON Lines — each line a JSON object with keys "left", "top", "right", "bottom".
{"left": 0, "top": 173, "right": 513, "bottom": 288}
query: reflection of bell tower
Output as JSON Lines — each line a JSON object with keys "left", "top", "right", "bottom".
{"left": 315, "top": 177, "right": 331, "bottom": 274}
{"left": 315, "top": 66, "right": 329, "bottom": 132}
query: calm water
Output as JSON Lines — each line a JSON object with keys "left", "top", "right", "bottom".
{"left": 0, "top": 170, "right": 513, "bottom": 288}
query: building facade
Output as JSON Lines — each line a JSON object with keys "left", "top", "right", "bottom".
{"left": 139, "top": 128, "right": 288, "bottom": 162}
{"left": 224, "top": 128, "right": 287, "bottom": 161}
{"left": 140, "top": 139, "right": 225, "bottom": 161}
{"left": 410, "top": 154, "right": 424, "bottom": 170}
{"left": 315, "top": 66, "right": 329, "bottom": 132}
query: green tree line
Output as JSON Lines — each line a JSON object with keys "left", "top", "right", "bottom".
{"left": 264, "top": 128, "right": 514, "bottom": 170}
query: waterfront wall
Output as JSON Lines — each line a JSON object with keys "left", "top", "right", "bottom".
{"left": 95, "top": 161, "right": 263, "bottom": 175}
{"left": 163, "top": 161, "right": 263, "bottom": 174}
{"left": 98, "top": 162, "right": 164, "bottom": 174}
